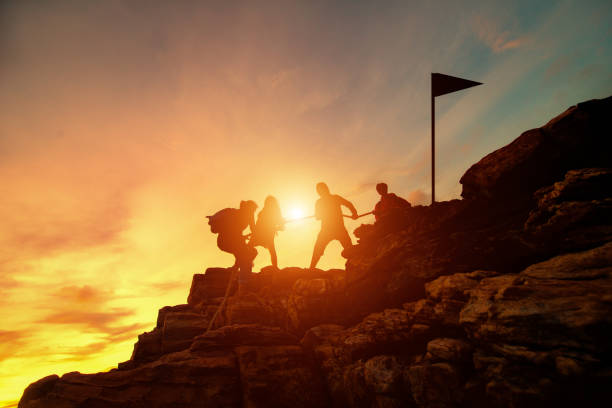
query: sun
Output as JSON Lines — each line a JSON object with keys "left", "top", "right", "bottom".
{"left": 288, "top": 207, "right": 305, "bottom": 221}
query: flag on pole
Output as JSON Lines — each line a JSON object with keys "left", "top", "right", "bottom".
{"left": 429, "top": 73, "right": 482, "bottom": 204}
{"left": 432, "top": 73, "right": 482, "bottom": 97}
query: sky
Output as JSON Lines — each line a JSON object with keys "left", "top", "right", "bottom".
{"left": 1, "top": 0, "right": 611, "bottom": 405}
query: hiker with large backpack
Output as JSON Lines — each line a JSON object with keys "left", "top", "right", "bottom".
{"left": 249, "top": 195, "right": 285, "bottom": 270}
{"left": 207, "top": 200, "right": 258, "bottom": 295}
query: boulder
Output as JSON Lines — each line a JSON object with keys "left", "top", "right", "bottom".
{"left": 460, "top": 242, "right": 612, "bottom": 351}
{"left": 235, "top": 345, "right": 329, "bottom": 407}
{"left": 425, "top": 270, "right": 498, "bottom": 302}
{"left": 187, "top": 268, "right": 234, "bottom": 305}
{"left": 426, "top": 338, "right": 472, "bottom": 363}
{"left": 521, "top": 240, "right": 612, "bottom": 280}
{"left": 407, "top": 362, "right": 464, "bottom": 408}
{"left": 287, "top": 272, "right": 346, "bottom": 333}
{"left": 300, "top": 324, "right": 346, "bottom": 349}
{"left": 156, "top": 304, "right": 193, "bottom": 328}
{"left": 364, "top": 355, "right": 404, "bottom": 394}
{"left": 129, "top": 328, "right": 162, "bottom": 364}
{"left": 525, "top": 168, "right": 612, "bottom": 251}
{"left": 19, "top": 375, "right": 59, "bottom": 406}
{"left": 160, "top": 311, "right": 210, "bottom": 354}
{"left": 225, "top": 292, "right": 275, "bottom": 326}
{"left": 341, "top": 309, "right": 417, "bottom": 362}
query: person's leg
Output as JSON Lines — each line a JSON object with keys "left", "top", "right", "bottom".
{"left": 337, "top": 228, "right": 355, "bottom": 258}
{"left": 338, "top": 228, "right": 353, "bottom": 250}
{"left": 237, "top": 244, "right": 257, "bottom": 295}
{"left": 269, "top": 244, "right": 278, "bottom": 269}
{"left": 309, "top": 232, "right": 330, "bottom": 269}
{"left": 218, "top": 234, "right": 239, "bottom": 268}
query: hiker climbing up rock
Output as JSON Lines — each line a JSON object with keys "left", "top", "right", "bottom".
{"left": 309, "top": 182, "right": 358, "bottom": 269}
{"left": 207, "top": 200, "right": 258, "bottom": 294}
{"left": 249, "top": 195, "right": 285, "bottom": 269}
{"left": 373, "top": 182, "right": 411, "bottom": 221}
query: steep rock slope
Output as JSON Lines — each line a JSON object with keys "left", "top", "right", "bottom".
{"left": 20, "top": 96, "right": 612, "bottom": 407}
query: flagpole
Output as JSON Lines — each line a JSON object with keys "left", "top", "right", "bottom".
{"left": 429, "top": 72, "right": 481, "bottom": 205}
{"left": 431, "top": 76, "right": 435, "bottom": 204}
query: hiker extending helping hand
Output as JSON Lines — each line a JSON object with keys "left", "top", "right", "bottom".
{"left": 309, "top": 182, "right": 358, "bottom": 269}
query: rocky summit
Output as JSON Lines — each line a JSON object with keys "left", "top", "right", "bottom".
{"left": 19, "top": 96, "right": 612, "bottom": 408}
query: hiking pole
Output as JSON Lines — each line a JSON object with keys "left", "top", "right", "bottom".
{"left": 206, "top": 267, "right": 238, "bottom": 333}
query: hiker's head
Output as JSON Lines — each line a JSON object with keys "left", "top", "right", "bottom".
{"left": 263, "top": 195, "right": 279, "bottom": 211}
{"left": 316, "top": 182, "right": 330, "bottom": 197}
{"left": 376, "top": 183, "right": 388, "bottom": 196}
{"left": 240, "top": 200, "right": 258, "bottom": 213}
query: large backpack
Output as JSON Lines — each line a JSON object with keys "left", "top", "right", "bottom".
{"left": 207, "top": 208, "right": 238, "bottom": 234}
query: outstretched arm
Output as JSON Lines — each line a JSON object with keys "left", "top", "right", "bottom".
{"left": 339, "top": 196, "right": 358, "bottom": 219}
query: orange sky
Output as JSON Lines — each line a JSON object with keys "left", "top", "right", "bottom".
{"left": 1, "top": 1, "right": 611, "bottom": 405}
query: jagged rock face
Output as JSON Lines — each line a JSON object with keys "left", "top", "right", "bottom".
{"left": 21, "top": 325, "right": 328, "bottom": 408}
{"left": 460, "top": 96, "right": 612, "bottom": 202}
{"left": 299, "top": 242, "right": 612, "bottom": 408}
{"left": 524, "top": 168, "right": 612, "bottom": 251}
{"left": 461, "top": 242, "right": 612, "bottom": 351}
{"left": 19, "top": 96, "right": 612, "bottom": 408}
{"left": 459, "top": 242, "right": 612, "bottom": 407}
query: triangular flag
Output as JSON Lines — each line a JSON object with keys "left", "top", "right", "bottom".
{"left": 432, "top": 73, "right": 482, "bottom": 97}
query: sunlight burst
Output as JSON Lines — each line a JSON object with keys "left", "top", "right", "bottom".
{"left": 288, "top": 207, "right": 305, "bottom": 221}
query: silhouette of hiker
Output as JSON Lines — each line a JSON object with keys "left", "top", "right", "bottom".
{"left": 249, "top": 195, "right": 285, "bottom": 269}
{"left": 373, "top": 183, "right": 411, "bottom": 221}
{"left": 309, "top": 182, "right": 358, "bottom": 269}
{"left": 207, "top": 200, "right": 258, "bottom": 294}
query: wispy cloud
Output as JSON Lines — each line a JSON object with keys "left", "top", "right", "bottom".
{"left": 49, "top": 322, "right": 148, "bottom": 362}
{"left": 0, "top": 330, "right": 29, "bottom": 363}
{"left": 0, "top": 272, "right": 22, "bottom": 303}
{"left": 472, "top": 14, "right": 527, "bottom": 53}
{"left": 32, "top": 285, "right": 150, "bottom": 360}
{"left": 40, "top": 309, "right": 134, "bottom": 331}
{"left": 148, "top": 280, "right": 187, "bottom": 293}
{"left": 52, "top": 285, "right": 111, "bottom": 304}
{"left": 0, "top": 190, "right": 132, "bottom": 259}
{"left": 41, "top": 285, "right": 145, "bottom": 335}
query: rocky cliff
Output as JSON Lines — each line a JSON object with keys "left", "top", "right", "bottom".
{"left": 19, "top": 96, "right": 612, "bottom": 408}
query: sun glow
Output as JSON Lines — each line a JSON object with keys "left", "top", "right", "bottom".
{"left": 287, "top": 207, "right": 305, "bottom": 221}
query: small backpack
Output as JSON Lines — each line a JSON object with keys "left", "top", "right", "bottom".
{"left": 207, "top": 208, "right": 237, "bottom": 233}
